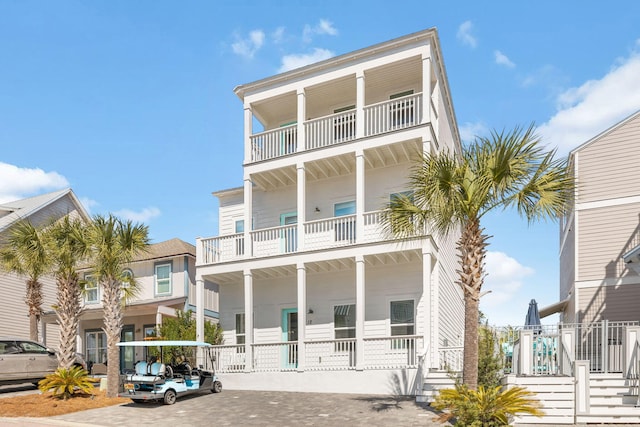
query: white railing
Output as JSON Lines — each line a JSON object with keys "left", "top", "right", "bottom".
{"left": 200, "top": 233, "right": 244, "bottom": 264}
{"left": 439, "top": 346, "right": 464, "bottom": 372}
{"left": 304, "top": 215, "right": 356, "bottom": 251}
{"left": 250, "top": 124, "right": 298, "bottom": 162}
{"left": 305, "top": 338, "right": 356, "bottom": 370}
{"left": 364, "top": 93, "right": 422, "bottom": 136}
{"left": 208, "top": 345, "right": 246, "bottom": 373}
{"left": 251, "top": 225, "right": 297, "bottom": 257}
{"left": 363, "top": 210, "right": 384, "bottom": 242}
{"left": 363, "top": 336, "right": 421, "bottom": 369}
{"left": 253, "top": 342, "right": 298, "bottom": 372}
{"left": 305, "top": 110, "right": 356, "bottom": 150}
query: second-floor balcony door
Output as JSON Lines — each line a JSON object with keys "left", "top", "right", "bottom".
{"left": 334, "top": 201, "right": 356, "bottom": 243}
{"left": 280, "top": 212, "right": 297, "bottom": 253}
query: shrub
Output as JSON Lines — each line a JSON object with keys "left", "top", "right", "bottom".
{"left": 38, "top": 366, "right": 94, "bottom": 400}
{"left": 432, "top": 383, "right": 544, "bottom": 426}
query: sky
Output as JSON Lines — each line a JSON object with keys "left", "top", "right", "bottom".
{"left": 1, "top": 1, "right": 639, "bottom": 327}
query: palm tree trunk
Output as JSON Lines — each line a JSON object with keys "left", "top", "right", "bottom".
{"left": 102, "top": 279, "right": 123, "bottom": 398}
{"left": 457, "top": 218, "right": 488, "bottom": 390}
{"left": 25, "top": 279, "right": 43, "bottom": 342}
{"left": 57, "top": 275, "right": 81, "bottom": 369}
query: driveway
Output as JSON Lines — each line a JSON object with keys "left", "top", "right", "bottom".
{"left": 0, "top": 390, "right": 449, "bottom": 427}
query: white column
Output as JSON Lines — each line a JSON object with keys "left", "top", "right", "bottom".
{"left": 297, "top": 163, "right": 306, "bottom": 252}
{"left": 155, "top": 311, "right": 162, "bottom": 334}
{"left": 575, "top": 361, "right": 591, "bottom": 415}
{"left": 624, "top": 326, "right": 640, "bottom": 375}
{"left": 520, "top": 330, "right": 533, "bottom": 376}
{"left": 243, "top": 177, "right": 253, "bottom": 257}
{"left": 560, "top": 328, "right": 575, "bottom": 376}
{"left": 421, "top": 246, "right": 433, "bottom": 368}
{"left": 243, "top": 269, "right": 254, "bottom": 372}
{"left": 355, "top": 150, "right": 365, "bottom": 243}
{"left": 355, "top": 71, "right": 365, "bottom": 138}
{"left": 421, "top": 53, "right": 432, "bottom": 125}
{"left": 297, "top": 263, "right": 306, "bottom": 372}
{"left": 297, "top": 89, "right": 306, "bottom": 152}
{"left": 196, "top": 279, "right": 205, "bottom": 342}
{"left": 244, "top": 104, "right": 253, "bottom": 163}
{"left": 355, "top": 255, "right": 365, "bottom": 370}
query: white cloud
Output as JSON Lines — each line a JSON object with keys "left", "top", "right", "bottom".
{"left": 231, "top": 29, "right": 265, "bottom": 59}
{"left": 79, "top": 197, "right": 98, "bottom": 215}
{"left": 272, "top": 26, "right": 285, "bottom": 44}
{"left": 114, "top": 207, "right": 161, "bottom": 223}
{"left": 494, "top": 50, "right": 515, "bottom": 68}
{"left": 303, "top": 19, "right": 338, "bottom": 42}
{"left": 459, "top": 121, "right": 489, "bottom": 144}
{"left": 278, "top": 48, "right": 335, "bottom": 73}
{"left": 457, "top": 20, "right": 477, "bottom": 48}
{"left": 0, "top": 162, "right": 69, "bottom": 203}
{"left": 538, "top": 44, "right": 640, "bottom": 155}
{"left": 480, "top": 251, "right": 535, "bottom": 323}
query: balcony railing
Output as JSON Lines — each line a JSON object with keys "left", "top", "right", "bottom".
{"left": 199, "top": 210, "right": 397, "bottom": 265}
{"left": 249, "top": 93, "right": 424, "bottom": 162}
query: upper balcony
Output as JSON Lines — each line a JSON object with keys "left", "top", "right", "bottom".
{"left": 245, "top": 55, "right": 439, "bottom": 164}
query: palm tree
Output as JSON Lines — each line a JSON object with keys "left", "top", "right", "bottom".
{"left": 383, "top": 125, "right": 572, "bottom": 389}
{"left": 87, "top": 214, "right": 149, "bottom": 397}
{"left": 0, "top": 221, "right": 50, "bottom": 341}
{"left": 46, "top": 216, "right": 90, "bottom": 369}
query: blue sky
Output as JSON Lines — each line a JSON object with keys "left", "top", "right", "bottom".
{"left": 1, "top": 1, "right": 639, "bottom": 326}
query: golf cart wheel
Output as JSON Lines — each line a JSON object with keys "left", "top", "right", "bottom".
{"left": 212, "top": 381, "right": 222, "bottom": 393}
{"left": 163, "top": 389, "right": 177, "bottom": 405}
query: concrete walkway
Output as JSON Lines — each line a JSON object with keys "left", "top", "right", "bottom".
{"left": 0, "top": 390, "right": 449, "bottom": 427}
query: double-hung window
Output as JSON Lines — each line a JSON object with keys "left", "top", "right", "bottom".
{"left": 84, "top": 275, "right": 99, "bottom": 304}
{"left": 155, "top": 263, "right": 172, "bottom": 295}
{"left": 390, "top": 300, "right": 415, "bottom": 349}
{"left": 334, "top": 304, "right": 355, "bottom": 355}
{"left": 235, "top": 220, "right": 245, "bottom": 256}
{"left": 334, "top": 201, "right": 356, "bottom": 243}
{"left": 235, "top": 313, "right": 246, "bottom": 345}
{"left": 121, "top": 268, "right": 133, "bottom": 290}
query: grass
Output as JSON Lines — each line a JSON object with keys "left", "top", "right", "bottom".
{"left": 0, "top": 389, "right": 129, "bottom": 417}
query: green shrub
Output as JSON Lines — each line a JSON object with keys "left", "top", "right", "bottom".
{"left": 432, "top": 383, "right": 544, "bottom": 426}
{"left": 38, "top": 366, "right": 94, "bottom": 400}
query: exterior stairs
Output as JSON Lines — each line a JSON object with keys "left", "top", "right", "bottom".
{"left": 576, "top": 373, "right": 640, "bottom": 424}
{"left": 415, "top": 369, "right": 457, "bottom": 403}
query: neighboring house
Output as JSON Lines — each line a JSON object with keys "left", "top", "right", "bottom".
{"left": 544, "top": 110, "right": 640, "bottom": 324}
{"left": 73, "top": 238, "right": 219, "bottom": 373}
{"left": 0, "top": 188, "right": 91, "bottom": 348}
{"left": 195, "top": 28, "right": 465, "bottom": 395}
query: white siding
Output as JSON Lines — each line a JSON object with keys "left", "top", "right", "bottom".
{"left": 577, "top": 284, "right": 640, "bottom": 323}
{"left": 438, "top": 261, "right": 464, "bottom": 346}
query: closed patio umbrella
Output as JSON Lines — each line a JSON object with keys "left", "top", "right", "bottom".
{"left": 524, "top": 299, "right": 542, "bottom": 334}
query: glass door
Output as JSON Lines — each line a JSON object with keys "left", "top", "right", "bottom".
{"left": 120, "top": 325, "right": 135, "bottom": 373}
{"left": 281, "top": 308, "right": 298, "bottom": 369}
{"left": 280, "top": 213, "right": 297, "bottom": 253}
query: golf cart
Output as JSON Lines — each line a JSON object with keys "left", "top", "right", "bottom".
{"left": 117, "top": 340, "right": 221, "bottom": 405}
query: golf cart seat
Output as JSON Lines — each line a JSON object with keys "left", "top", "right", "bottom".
{"left": 135, "top": 361, "right": 148, "bottom": 375}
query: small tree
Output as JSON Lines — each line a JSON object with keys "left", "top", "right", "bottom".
{"left": 478, "top": 325, "right": 503, "bottom": 389}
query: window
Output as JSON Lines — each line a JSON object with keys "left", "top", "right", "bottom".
{"left": 334, "top": 201, "right": 356, "bottom": 242}
{"left": 121, "top": 269, "right": 133, "bottom": 289}
{"left": 235, "top": 313, "right": 245, "bottom": 345}
{"left": 390, "top": 300, "right": 415, "bottom": 336}
{"left": 155, "top": 263, "right": 172, "bottom": 295}
{"left": 390, "top": 191, "right": 414, "bottom": 205}
{"left": 390, "top": 90, "right": 415, "bottom": 127}
{"left": 85, "top": 330, "right": 107, "bottom": 364}
{"left": 235, "top": 220, "right": 244, "bottom": 233}
{"left": 234, "top": 220, "right": 245, "bottom": 256}
{"left": 84, "top": 275, "right": 98, "bottom": 304}
{"left": 143, "top": 325, "right": 157, "bottom": 340}
{"left": 18, "top": 341, "right": 48, "bottom": 353}
{"left": 334, "top": 304, "right": 356, "bottom": 339}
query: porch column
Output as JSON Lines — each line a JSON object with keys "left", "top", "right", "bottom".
{"left": 421, "top": 244, "right": 435, "bottom": 368}
{"left": 297, "top": 263, "right": 307, "bottom": 372}
{"left": 243, "top": 176, "right": 253, "bottom": 258}
{"left": 297, "top": 163, "right": 306, "bottom": 252}
{"left": 297, "top": 89, "right": 306, "bottom": 151}
{"left": 575, "top": 360, "right": 591, "bottom": 415}
{"left": 243, "top": 269, "right": 254, "bottom": 372}
{"left": 355, "top": 71, "right": 365, "bottom": 139}
{"left": 355, "top": 150, "right": 365, "bottom": 243}
{"left": 355, "top": 254, "right": 365, "bottom": 371}
{"left": 519, "top": 330, "right": 533, "bottom": 376}
{"left": 421, "top": 51, "right": 432, "bottom": 125}
{"left": 559, "top": 328, "right": 575, "bottom": 376}
{"left": 624, "top": 326, "right": 640, "bottom": 376}
{"left": 243, "top": 104, "right": 253, "bottom": 163}
{"left": 196, "top": 278, "right": 204, "bottom": 342}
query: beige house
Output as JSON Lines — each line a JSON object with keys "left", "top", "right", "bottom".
{"left": 546, "top": 110, "right": 640, "bottom": 324}
{"left": 0, "top": 189, "right": 90, "bottom": 349}
{"left": 195, "top": 28, "right": 465, "bottom": 396}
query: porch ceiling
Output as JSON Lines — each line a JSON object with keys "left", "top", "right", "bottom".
{"left": 251, "top": 139, "right": 421, "bottom": 190}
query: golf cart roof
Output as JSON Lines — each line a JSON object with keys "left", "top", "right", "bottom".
{"left": 116, "top": 340, "right": 213, "bottom": 347}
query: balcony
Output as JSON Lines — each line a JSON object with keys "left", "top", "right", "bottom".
{"left": 197, "top": 210, "right": 418, "bottom": 265}
{"left": 249, "top": 93, "right": 425, "bottom": 163}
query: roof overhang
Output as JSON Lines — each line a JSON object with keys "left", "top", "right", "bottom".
{"left": 539, "top": 298, "right": 569, "bottom": 318}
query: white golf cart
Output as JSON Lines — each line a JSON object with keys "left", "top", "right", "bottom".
{"left": 117, "top": 340, "right": 221, "bottom": 405}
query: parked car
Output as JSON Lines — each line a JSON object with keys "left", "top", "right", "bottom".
{"left": 118, "top": 340, "right": 222, "bottom": 405}
{"left": 0, "top": 338, "right": 87, "bottom": 386}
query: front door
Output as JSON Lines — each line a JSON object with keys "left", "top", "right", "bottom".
{"left": 280, "top": 213, "right": 297, "bottom": 253}
{"left": 120, "top": 325, "right": 135, "bottom": 373}
{"left": 281, "top": 308, "right": 298, "bottom": 369}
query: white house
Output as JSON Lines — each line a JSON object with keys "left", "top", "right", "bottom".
{"left": 195, "top": 28, "right": 465, "bottom": 396}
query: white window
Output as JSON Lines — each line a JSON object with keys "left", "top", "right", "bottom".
{"left": 84, "top": 275, "right": 99, "bottom": 304}
{"left": 85, "top": 330, "right": 107, "bottom": 364}
{"left": 235, "top": 313, "right": 245, "bottom": 345}
{"left": 334, "top": 304, "right": 356, "bottom": 339}
{"left": 121, "top": 269, "right": 133, "bottom": 289}
{"left": 390, "top": 300, "right": 415, "bottom": 336}
{"left": 155, "top": 263, "right": 172, "bottom": 295}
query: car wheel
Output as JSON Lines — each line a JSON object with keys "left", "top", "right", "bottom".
{"left": 163, "top": 389, "right": 177, "bottom": 405}
{"left": 212, "top": 381, "right": 222, "bottom": 393}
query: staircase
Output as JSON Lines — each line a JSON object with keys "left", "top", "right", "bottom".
{"left": 415, "top": 369, "right": 457, "bottom": 403}
{"left": 576, "top": 373, "right": 640, "bottom": 424}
